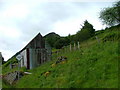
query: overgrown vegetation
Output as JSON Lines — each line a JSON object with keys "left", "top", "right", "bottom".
{"left": 75, "top": 20, "right": 95, "bottom": 42}
{"left": 99, "top": 1, "right": 120, "bottom": 26}
{"left": 2, "top": 24, "right": 119, "bottom": 88}
{"left": 2, "top": 1, "right": 119, "bottom": 88}
{"left": 45, "top": 20, "right": 95, "bottom": 49}
{"left": 44, "top": 1, "right": 120, "bottom": 50}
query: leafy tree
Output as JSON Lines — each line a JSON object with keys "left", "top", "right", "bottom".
{"left": 82, "top": 20, "right": 95, "bottom": 37}
{"left": 67, "top": 34, "right": 76, "bottom": 44}
{"left": 76, "top": 20, "right": 95, "bottom": 42}
{"left": 99, "top": 1, "right": 120, "bottom": 26}
{"left": 54, "top": 37, "right": 70, "bottom": 49}
{"left": 44, "top": 32, "right": 60, "bottom": 48}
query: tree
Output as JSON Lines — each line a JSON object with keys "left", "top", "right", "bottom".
{"left": 76, "top": 20, "right": 95, "bottom": 42}
{"left": 67, "top": 34, "right": 76, "bottom": 44}
{"left": 82, "top": 20, "right": 95, "bottom": 37}
{"left": 54, "top": 37, "right": 70, "bottom": 49}
{"left": 44, "top": 32, "right": 60, "bottom": 48}
{"left": 99, "top": 1, "right": 120, "bottom": 26}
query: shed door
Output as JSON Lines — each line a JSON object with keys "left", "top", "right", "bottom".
{"left": 26, "top": 48, "right": 30, "bottom": 69}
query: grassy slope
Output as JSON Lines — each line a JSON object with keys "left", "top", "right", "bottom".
{"left": 3, "top": 25, "right": 120, "bottom": 88}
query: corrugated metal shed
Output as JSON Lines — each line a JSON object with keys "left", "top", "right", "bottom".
{"left": 16, "top": 33, "right": 51, "bottom": 69}
{"left": 45, "top": 40, "right": 52, "bottom": 61}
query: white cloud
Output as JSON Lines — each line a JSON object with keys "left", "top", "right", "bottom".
{"left": 0, "top": 1, "right": 116, "bottom": 61}
{"left": 0, "top": 0, "right": 30, "bottom": 19}
{"left": 52, "top": 18, "right": 82, "bottom": 36}
{"left": 0, "top": 26, "right": 21, "bottom": 38}
{"left": 0, "top": 49, "right": 14, "bottom": 61}
{"left": 2, "top": 4, "right": 29, "bottom": 19}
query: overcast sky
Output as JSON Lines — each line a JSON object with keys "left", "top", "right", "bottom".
{"left": 0, "top": 0, "right": 118, "bottom": 61}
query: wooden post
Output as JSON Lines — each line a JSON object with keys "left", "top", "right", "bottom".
{"left": 95, "top": 36, "right": 100, "bottom": 44}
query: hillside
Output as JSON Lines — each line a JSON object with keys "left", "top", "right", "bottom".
{"left": 2, "top": 25, "right": 120, "bottom": 88}
{"left": 44, "top": 32, "right": 61, "bottom": 48}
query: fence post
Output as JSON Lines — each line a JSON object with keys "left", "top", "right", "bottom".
{"left": 95, "top": 36, "right": 100, "bottom": 44}
{"left": 70, "top": 44, "right": 72, "bottom": 51}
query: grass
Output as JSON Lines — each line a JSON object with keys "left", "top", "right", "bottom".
{"left": 14, "top": 42, "right": 118, "bottom": 88}
{"left": 0, "top": 66, "right": 2, "bottom": 89}
{"left": 2, "top": 25, "right": 119, "bottom": 88}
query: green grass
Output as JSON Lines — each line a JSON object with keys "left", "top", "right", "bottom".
{"left": 2, "top": 25, "right": 119, "bottom": 88}
{"left": 0, "top": 66, "right": 1, "bottom": 89}
{"left": 13, "top": 41, "right": 118, "bottom": 88}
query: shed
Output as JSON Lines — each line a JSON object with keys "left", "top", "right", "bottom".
{"left": 17, "top": 33, "right": 51, "bottom": 69}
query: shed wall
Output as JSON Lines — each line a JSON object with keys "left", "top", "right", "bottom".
{"left": 29, "top": 48, "right": 47, "bottom": 69}
{"left": 20, "top": 49, "right": 27, "bottom": 68}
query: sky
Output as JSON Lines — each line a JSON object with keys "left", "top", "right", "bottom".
{"left": 0, "top": 0, "right": 118, "bottom": 61}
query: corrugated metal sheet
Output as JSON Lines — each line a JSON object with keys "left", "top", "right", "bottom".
{"left": 20, "top": 50, "right": 27, "bottom": 67}
{"left": 29, "top": 48, "right": 48, "bottom": 69}
{"left": 45, "top": 41, "right": 52, "bottom": 61}
{"left": 16, "top": 33, "right": 52, "bottom": 69}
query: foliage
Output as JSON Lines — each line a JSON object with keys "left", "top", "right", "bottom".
{"left": 2, "top": 22, "right": 119, "bottom": 88}
{"left": 2, "top": 80, "right": 13, "bottom": 88}
{"left": 14, "top": 42, "right": 118, "bottom": 88}
{"left": 99, "top": 1, "right": 120, "bottom": 26}
{"left": 2, "top": 25, "right": 118, "bottom": 88}
{"left": 54, "top": 37, "right": 70, "bottom": 49}
{"left": 76, "top": 20, "right": 95, "bottom": 42}
{"left": 82, "top": 20, "right": 95, "bottom": 37}
{"left": 44, "top": 20, "right": 95, "bottom": 49}
{"left": 44, "top": 32, "right": 60, "bottom": 48}
{"left": 67, "top": 34, "right": 76, "bottom": 44}
{"left": 3, "top": 57, "right": 18, "bottom": 67}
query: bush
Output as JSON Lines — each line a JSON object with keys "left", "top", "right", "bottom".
{"left": 54, "top": 37, "right": 70, "bottom": 49}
